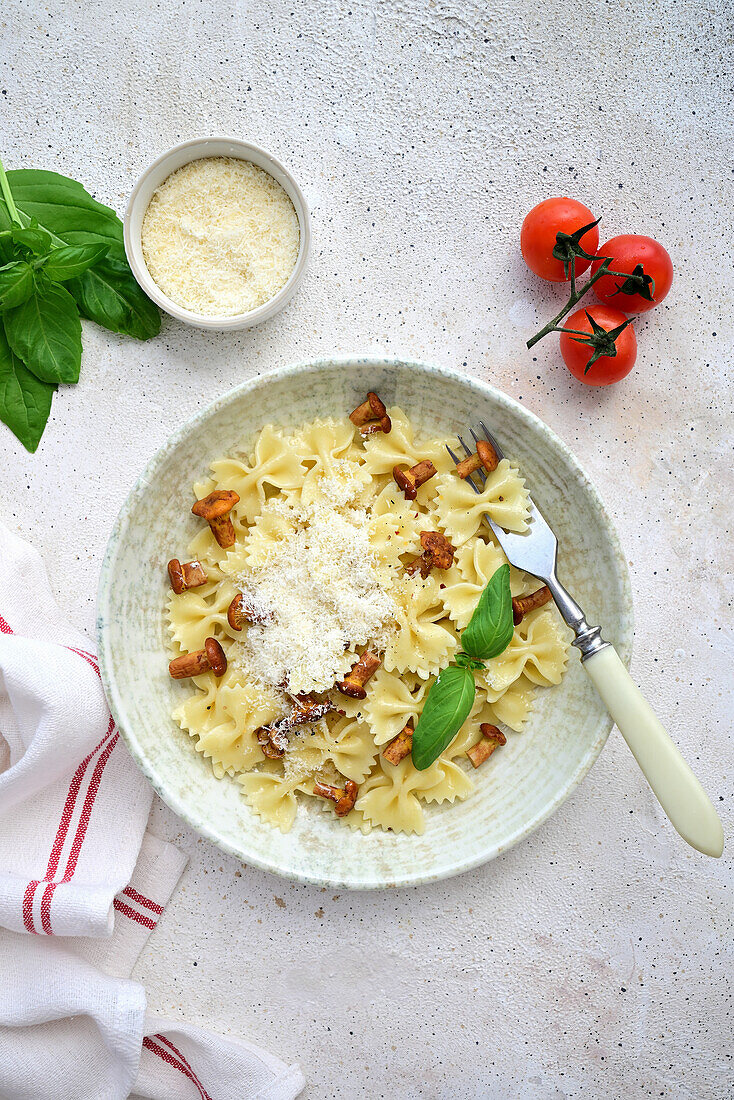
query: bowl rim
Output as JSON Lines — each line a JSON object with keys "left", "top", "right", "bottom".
{"left": 123, "top": 136, "right": 311, "bottom": 331}
{"left": 96, "top": 356, "right": 634, "bottom": 888}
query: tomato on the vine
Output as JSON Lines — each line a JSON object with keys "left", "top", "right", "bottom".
{"left": 591, "top": 234, "right": 673, "bottom": 313}
{"left": 520, "top": 197, "right": 599, "bottom": 282}
{"left": 560, "top": 305, "right": 637, "bottom": 386}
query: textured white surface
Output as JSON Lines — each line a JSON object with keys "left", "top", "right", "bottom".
{"left": 1, "top": 1, "right": 732, "bottom": 1097}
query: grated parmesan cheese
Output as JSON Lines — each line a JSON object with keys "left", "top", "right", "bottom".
{"left": 141, "top": 156, "right": 300, "bottom": 316}
{"left": 233, "top": 473, "right": 399, "bottom": 695}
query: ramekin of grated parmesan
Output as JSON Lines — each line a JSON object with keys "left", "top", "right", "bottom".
{"left": 124, "top": 137, "right": 310, "bottom": 330}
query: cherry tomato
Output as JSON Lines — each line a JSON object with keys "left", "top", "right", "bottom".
{"left": 560, "top": 305, "right": 637, "bottom": 386}
{"left": 591, "top": 234, "right": 673, "bottom": 313}
{"left": 520, "top": 197, "right": 600, "bottom": 282}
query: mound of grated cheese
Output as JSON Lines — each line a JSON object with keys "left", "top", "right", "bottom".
{"left": 233, "top": 471, "right": 399, "bottom": 695}
{"left": 141, "top": 156, "right": 300, "bottom": 316}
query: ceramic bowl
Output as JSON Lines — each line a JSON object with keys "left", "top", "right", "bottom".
{"left": 97, "top": 357, "right": 633, "bottom": 888}
{"left": 124, "top": 137, "right": 310, "bottom": 331}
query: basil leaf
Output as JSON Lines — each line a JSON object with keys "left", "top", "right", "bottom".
{"left": 11, "top": 225, "right": 52, "bottom": 255}
{"left": 0, "top": 169, "right": 124, "bottom": 249}
{"left": 42, "top": 243, "right": 109, "bottom": 282}
{"left": 68, "top": 250, "right": 161, "bottom": 339}
{"left": 0, "top": 322, "right": 55, "bottom": 451}
{"left": 0, "top": 261, "right": 34, "bottom": 309}
{"left": 461, "top": 563, "right": 515, "bottom": 660}
{"left": 0, "top": 234, "right": 14, "bottom": 265}
{"left": 4, "top": 276, "right": 82, "bottom": 383}
{"left": 0, "top": 170, "right": 160, "bottom": 339}
{"left": 411, "top": 665, "right": 476, "bottom": 770}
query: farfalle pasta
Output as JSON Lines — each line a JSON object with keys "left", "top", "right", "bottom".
{"left": 431, "top": 460, "right": 531, "bottom": 544}
{"left": 165, "top": 400, "right": 569, "bottom": 835}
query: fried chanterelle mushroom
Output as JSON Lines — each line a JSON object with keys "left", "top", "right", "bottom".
{"left": 191, "top": 489, "right": 240, "bottom": 548}
{"left": 313, "top": 778, "right": 359, "bottom": 816}
{"left": 466, "top": 723, "right": 506, "bottom": 768}
{"left": 168, "top": 637, "right": 227, "bottom": 680}
{"left": 349, "top": 392, "right": 391, "bottom": 436}
{"left": 405, "top": 531, "right": 455, "bottom": 579}
{"left": 167, "top": 558, "right": 208, "bottom": 594}
{"left": 337, "top": 651, "right": 381, "bottom": 699}
{"left": 382, "top": 722, "right": 413, "bottom": 766}
{"left": 455, "top": 439, "right": 499, "bottom": 479}
{"left": 392, "top": 459, "right": 437, "bottom": 501}
{"left": 511, "top": 586, "right": 552, "bottom": 625}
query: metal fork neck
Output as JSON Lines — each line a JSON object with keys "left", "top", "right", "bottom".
{"left": 546, "top": 575, "right": 609, "bottom": 661}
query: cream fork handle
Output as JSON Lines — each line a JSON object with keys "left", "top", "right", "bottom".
{"left": 583, "top": 646, "right": 723, "bottom": 857}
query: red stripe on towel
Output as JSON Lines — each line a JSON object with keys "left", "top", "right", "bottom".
{"left": 142, "top": 1037, "right": 210, "bottom": 1100}
{"left": 156, "top": 1035, "right": 213, "bottom": 1100}
{"left": 122, "top": 886, "right": 164, "bottom": 915}
{"left": 39, "top": 728, "right": 119, "bottom": 932}
{"left": 22, "top": 881, "right": 38, "bottom": 934}
{"left": 22, "top": 719, "right": 116, "bottom": 933}
{"left": 3, "top": 612, "right": 121, "bottom": 935}
{"left": 113, "top": 897, "right": 157, "bottom": 930}
{"left": 65, "top": 645, "right": 100, "bottom": 675}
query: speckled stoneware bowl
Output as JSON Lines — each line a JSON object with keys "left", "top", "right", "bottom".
{"left": 97, "top": 357, "right": 633, "bottom": 889}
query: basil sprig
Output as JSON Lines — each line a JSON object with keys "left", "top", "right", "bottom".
{"left": 0, "top": 159, "right": 160, "bottom": 452}
{"left": 411, "top": 564, "right": 515, "bottom": 770}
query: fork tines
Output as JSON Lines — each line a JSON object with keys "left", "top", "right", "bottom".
{"left": 446, "top": 442, "right": 482, "bottom": 496}
{"left": 447, "top": 420, "right": 505, "bottom": 495}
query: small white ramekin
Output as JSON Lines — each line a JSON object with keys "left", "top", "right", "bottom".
{"left": 124, "top": 137, "right": 311, "bottom": 331}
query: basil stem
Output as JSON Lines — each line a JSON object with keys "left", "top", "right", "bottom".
{"left": 0, "top": 158, "right": 22, "bottom": 227}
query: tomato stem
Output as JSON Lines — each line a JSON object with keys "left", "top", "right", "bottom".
{"left": 526, "top": 254, "right": 645, "bottom": 350}
{"left": 527, "top": 257, "right": 617, "bottom": 349}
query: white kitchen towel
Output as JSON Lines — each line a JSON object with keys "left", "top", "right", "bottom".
{"left": 0, "top": 524, "right": 153, "bottom": 937}
{"left": 0, "top": 835, "right": 304, "bottom": 1100}
{"left": 0, "top": 523, "right": 305, "bottom": 1100}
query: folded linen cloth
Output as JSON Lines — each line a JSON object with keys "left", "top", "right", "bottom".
{"left": 0, "top": 523, "right": 305, "bottom": 1100}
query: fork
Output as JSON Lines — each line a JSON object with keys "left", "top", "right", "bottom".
{"left": 447, "top": 423, "right": 724, "bottom": 858}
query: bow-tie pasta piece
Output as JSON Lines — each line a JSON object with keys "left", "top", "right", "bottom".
{"left": 515, "top": 611, "right": 569, "bottom": 687}
{"left": 279, "top": 724, "right": 331, "bottom": 781}
{"left": 363, "top": 669, "right": 431, "bottom": 745}
{"left": 237, "top": 504, "right": 299, "bottom": 570}
{"left": 290, "top": 417, "right": 367, "bottom": 505}
{"left": 473, "top": 673, "right": 538, "bottom": 733}
{"left": 480, "top": 610, "right": 569, "bottom": 694}
{"left": 368, "top": 482, "right": 432, "bottom": 564}
{"left": 166, "top": 578, "right": 236, "bottom": 652}
{"left": 239, "top": 767, "right": 304, "bottom": 832}
{"left": 209, "top": 426, "right": 305, "bottom": 522}
{"left": 431, "top": 459, "right": 530, "bottom": 545}
{"left": 362, "top": 407, "right": 455, "bottom": 477}
{"left": 439, "top": 538, "right": 529, "bottom": 629}
{"left": 356, "top": 753, "right": 472, "bottom": 835}
{"left": 321, "top": 715, "right": 379, "bottom": 783}
{"left": 383, "top": 575, "right": 458, "bottom": 679}
{"left": 415, "top": 756, "right": 475, "bottom": 806}
{"left": 174, "top": 669, "right": 280, "bottom": 777}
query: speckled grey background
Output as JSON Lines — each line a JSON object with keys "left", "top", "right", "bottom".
{"left": 1, "top": 1, "right": 732, "bottom": 1097}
